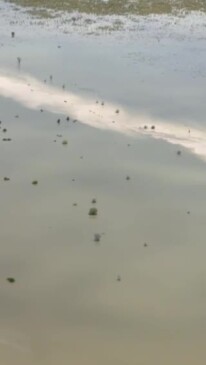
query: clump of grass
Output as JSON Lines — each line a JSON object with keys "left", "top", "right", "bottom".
{"left": 7, "top": 277, "right": 15, "bottom": 283}
{"left": 89, "top": 207, "right": 98, "bottom": 216}
{"left": 32, "top": 180, "right": 38, "bottom": 185}
{"left": 62, "top": 140, "right": 68, "bottom": 145}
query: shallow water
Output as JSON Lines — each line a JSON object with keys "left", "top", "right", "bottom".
{"left": 1, "top": 2, "right": 206, "bottom": 365}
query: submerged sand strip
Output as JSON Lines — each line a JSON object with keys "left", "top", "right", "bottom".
{"left": 0, "top": 70, "right": 206, "bottom": 160}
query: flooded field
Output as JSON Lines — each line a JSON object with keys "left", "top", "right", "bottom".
{"left": 0, "top": 1, "right": 206, "bottom": 365}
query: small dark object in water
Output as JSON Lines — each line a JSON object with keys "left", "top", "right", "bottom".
{"left": 126, "top": 176, "right": 130, "bottom": 181}
{"left": 187, "top": 211, "right": 190, "bottom": 215}
{"left": 57, "top": 119, "right": 60, "bottom": 124}
{"left": 151, "top": 125, "right": 155, "bottom": 130}
{"left": 144, "top": 125, "right": 148, "bottom": 130}
{"left": 91, "top": 198, "right": 97, "bottom": 204}
{"left": 66, "top": 116, "right": 70, "bottom": 121}
{"left": 115, "top": 109, "right": 119, "bottom": 114}
{"left": 72, "top": 178, "right": 75, "bottom": 182}
{"left": 73, "top": 203, "right": 78, "bottom": 207}
{"left": 40, "top": 109, "right": 43, "bottom": 112}
{"left": 117, "top": 275, "right": 121, "bottom": 282}
{"left": 15, "top": 115, "right": 19, "bottom": 118}
{"left": 94, "top": 233, "right": 101, "bottom": 243}
{"left": 11, "top": 31, "right": 15, "bottom": 38}
{"left": 177, "top": 150, "right": 181, "bottom": 156}
{"left": 144, "top": 243, "right": 148, "bottom": 247}
{"left": 3, "top": 177, "right": 10, "bottom": 181}
{"left": 101, "top": 102, "right": 104, "bottom": 106}
{"left": 62, "top": 140, "right": 68, "bottom": 145}
{"left": 57, "top": 45, "right": 61, "bottom": 48}
{"left": 7, "top": 277, "right": 15, "bottom": 283}
{"left": 32, "top": 180, "right": 38, "bottom": 185}
{"left": 89, "top": 207, "right": 98, "bottom": 216}
{"left": 2, "top": 129, "right": 7, "bottom": 133}
{"left": 17, "top": 57, "right": 21, "bottom": 65}
{"left": 2, "top": 138, "right": 11, "bottom": 142}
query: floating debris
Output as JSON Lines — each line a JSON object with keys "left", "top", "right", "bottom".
{"left": 62, "top": 140, "right": 68, "bottom": 145}
{"left": 117, "top": 275, "right": 121, "bottom": 282}
{"left": 94, "top": 233, "right": 101, "bottom": 243}
{"left": 32, "top": 180, "right": 38, "bottom": 185}
{"left": 89, "top": 207, "right": 98, "bottom": 216}
{"left": 3, "top": 177, "right": 10, "bottom": 181}
{"left": 7, "top": 277, "right": 15, "bottom": 283}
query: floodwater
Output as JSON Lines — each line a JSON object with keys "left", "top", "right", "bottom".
{"left": 1, "top": 2, "right": 206, "bottom": 365}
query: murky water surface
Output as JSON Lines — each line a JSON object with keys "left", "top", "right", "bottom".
{"left": 0, "top": 2, "right": 206, "bottom": 365}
